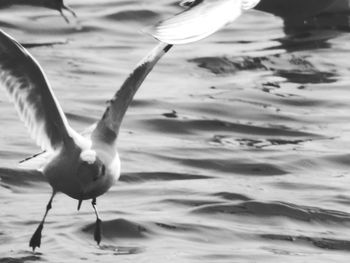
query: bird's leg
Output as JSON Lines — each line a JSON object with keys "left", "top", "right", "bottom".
{"left": 62, "top": 5, "right": 78, "bottom": 18}
{"left": 29, "top": 191, "right": 56, "bottom": 251}
{"left": 92, "top": 198, "right": 102, "bottom": 245}
{"left": 59, "top": 10, "right": 70, "bottom": 24}
{"left": 77, "top": 199, "right": 83, "bottom": 211}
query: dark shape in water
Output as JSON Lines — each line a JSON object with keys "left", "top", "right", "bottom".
{"left": 190, "top": 54, "right": 337, "bottom": 84}
{"left": 0, "top": 0, "right": 78, "bottom": 24}
{"left": 163, "top": 110, "right": 178, "bottom": 118}
{"left": 82, "top": 218, "right": 149, "bottom": 239}
{"left": 255, "top": 0, "right": 334, "bottom": 19}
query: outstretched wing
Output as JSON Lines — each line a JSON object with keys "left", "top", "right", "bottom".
{"left": 0, "top": 30, "right": 75, "bottom": 151}
{"left": 91, "top": 43, "right": 172, "bottom": 149}
{"left": 148, "top": 0, "right": 259, "bottom": 44}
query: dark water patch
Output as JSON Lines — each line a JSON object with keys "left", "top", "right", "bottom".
{"left": 190, "top": 54, "right": 337, "bottom": 84}
{"left": 274, "top": 96, "right": 328, "bottom": 107}
{"left": 162, "top": 110, "right": 178, "bottom": 118}
{"left": 105, "top": 10, "right": 159, "bottom": 22}
{"left": 210, "top": 135, "right": 312, "bottom": 149}
{"left": 274, "top": 181, "right": 341, "bottom": 192}
{"left": 20, "top": 24, "right": 101, "bottom": 36}
{"left": 213, "top": 192, "right": 252, "bottom": 201}
{"left": 82, "top": 218, "right": 148, "bottom": 239}
{"left": 178, "top": 158, "right": 288, "bottom": 176}
{"left": 276, "top": 70, "right": 336, "bottom": 84}
{"left": 322, "top": 154, "right": 350, "bottom": 167}
{"left": 120, "top": 172, "right": 211, "bottom": 183}
{"left": 0, "top": 21, "right": 18, "bottom": 29}
{"left": 154, "top": 222, "right": 192, "bottom": 232}
{"left": 0, "top": 168, "right": 46, "bottom": 188}
{"left": 153, "top": 221, "right": 223, "bottom": 235}
{"left": 261, "top": 234, "right": 350, "bottom": 251}
{"left": 193, "top": 201, "right": 350, "bottom": 223}
{"left": 333, "top": 195, "right": 350, "bottom": 206}
{"left": 235, "top": 138, "right": 311, "bottom": 149}
{"left": 145, "top": 118, "right": 318, "bottom": 138}
{"left": 22, "top": 40, "right": 67, "bottom": 48}
{"left": 0, "top": 255, "right": 41, "bottom": 263}
{"left": 190, "top": 56, "right": 266, "bottom": 74}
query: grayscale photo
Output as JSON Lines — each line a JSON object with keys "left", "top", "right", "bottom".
{"left": 0, "top": 0, "right": 350, "bottom": 262}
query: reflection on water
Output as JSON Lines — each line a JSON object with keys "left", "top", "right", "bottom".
{"left": 1, "top": 0, "right": 350, "bottom": 262}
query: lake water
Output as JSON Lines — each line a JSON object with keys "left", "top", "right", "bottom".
{"left": 1, "top": 0, "right": 350, "bottom": 262}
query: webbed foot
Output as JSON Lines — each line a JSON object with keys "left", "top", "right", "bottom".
{"left": 94, "top": 218, "right": 102, "bottom": 245}
{"left": 29, "top": 223, "right": 43, "bottom": 251}
{"left": 92, "top": 198, "right": 102, "bottom": 245}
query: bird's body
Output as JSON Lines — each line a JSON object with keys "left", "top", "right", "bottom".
{"left": 0, "top": 0, "right": 77, "bottom": 23}
{"left": 43, "top": 142, "right": 120, "bottom": 200}
{"left": 0, "top": 29, "right": 172, "bottom": 250}
{"left": 150, "top": 0, "right": 350, "bottom": 44}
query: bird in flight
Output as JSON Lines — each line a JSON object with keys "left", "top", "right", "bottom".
{"left": 0, "top": 29, "right": 172, "bottom": 251}
{"left": 0, "top": 0, "right": 77, "bottom": 23}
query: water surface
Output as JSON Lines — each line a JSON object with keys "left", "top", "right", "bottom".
{"left": 1, "top": 1, "right": 350, "bottom": 262}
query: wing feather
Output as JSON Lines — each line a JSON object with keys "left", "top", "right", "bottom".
{"left": 0, "top": 30, "right": 75, "bottom": 151}
{"left": 91, "top": 43, "right": 172, "bottom": 149}
{"left": 149, "top": 0, "right": 258, "bottom": 44}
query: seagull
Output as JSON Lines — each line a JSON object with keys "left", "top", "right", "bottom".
{"left": 0, "top": 0, "right": 77, "bottom": 24}
{"left": 149, "top": 0, "right": 346, "bottom": 44}
{"left": 0, "top": 29, "right": 172, "bottom": 251}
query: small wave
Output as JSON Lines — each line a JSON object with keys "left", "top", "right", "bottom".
{"left": 0, "top": 255, "right": 41, "bottom": 263}
{"left": 120, "top": 172, "right": 211, "bottom": 183}
{"left": 151, "top": 221, "right": 224, "bottom": 235}
{"left": 0, "top": 168, "right": 46, "bottom": 189}
{"left": 261, "top": 234, "right": 350, "bottom": 251}
{"left": 144, "top": 118, "right": 319, "bottom": 137}
{"left": 177, "top": 158, "right": 288, "bottom": 176}
{"left": 213, "top": 192, "right": 252, "bottom": 201}
{"left": 193, "top": 201, "right": 350, "bottom": 223}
